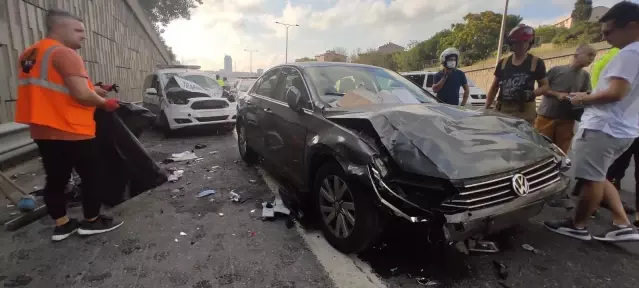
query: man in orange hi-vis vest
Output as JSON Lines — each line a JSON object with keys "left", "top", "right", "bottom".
{"left": 15, "top": 9, "right": 123, "bottom": 242}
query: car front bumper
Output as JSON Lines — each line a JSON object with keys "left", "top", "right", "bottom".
{"left": 369, "top": 167, "right": 570, "bottom": 241}
{"left": 443, "top": 174, "right": 569, "bottom": 241}
{"left": 167, "top": 106, "right": 237, "bottom": 130}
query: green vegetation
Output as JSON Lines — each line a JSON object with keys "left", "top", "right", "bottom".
{"left": 352, "top": 0, "right": 601, "bottom": 72}
{"left": 139, "top": 0, "right": 204, "bottom": 61}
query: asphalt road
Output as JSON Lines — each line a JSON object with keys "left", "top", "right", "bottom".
{"left": 1, "top": 128, "right": 638, "bottom": 288}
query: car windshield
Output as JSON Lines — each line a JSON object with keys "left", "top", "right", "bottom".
{"left": 238, "top": 79, "right": 256, "bottom": 92}
{"left": 467, "top": 78, "right": 476, "bottom": 87}
{"left": 162, "top": 73, "right": 222, "bottom": 92}
{"left": 305, "top": 65, "right": 438, "bottom": 107}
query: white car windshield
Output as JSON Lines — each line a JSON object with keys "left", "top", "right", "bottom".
{"left": 467, "top": 78, "right": 476, "bottom": 87}
{"left": 305, "top": 65, "right": 439, "bottom": 107}
{"left": 162, "top": 73, "right": 222, "bottom": 93}
{"left": 238, "top": 79, "right": 256, "bottom": 92}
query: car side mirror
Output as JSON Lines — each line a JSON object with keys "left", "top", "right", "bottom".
{"left": 286, "top": 86, "right": 304, "bottom": 113}
{"left": 145, "top": 88, "right": 157, "bottom": 95}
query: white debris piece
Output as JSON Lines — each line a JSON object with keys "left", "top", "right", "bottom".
{"left": 168, "top": 170, "right": 184, "bottom": 183}
{"left": 169, "top": 151, "right": 199, "bottom": 162}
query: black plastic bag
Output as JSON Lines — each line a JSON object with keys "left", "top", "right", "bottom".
{"left": 94, "top": 102, "right": 167, "bottom": 206}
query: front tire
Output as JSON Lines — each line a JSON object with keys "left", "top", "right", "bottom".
{"left": 158, "top": 112, "right": 172, "bottom": 138}
{"left": 237, "top": 121, "right": 258, "bottom": 165}
{"left": 314, "top": 161, "right": 382, "bottom": 253}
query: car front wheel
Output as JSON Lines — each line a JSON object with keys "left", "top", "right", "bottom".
{"left": 237, "top": 121, "right": 258, "bottom": 164}
{"left": 314, "top": 161, "right": 382, "bottom": 253}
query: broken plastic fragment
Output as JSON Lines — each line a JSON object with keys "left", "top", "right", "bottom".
{"left": 249, "top": 179, "right": 256, "bottom": 183}
{"left": 468, "top": 240, "right": 499, "bottom": 253}
{"left": 493, "top": 260, "right": 508, "bottom": 280}
{"left": 168, "top": 170, "right": 184, "bottom": 183}
{"left": 180, "top": 232, "right": 187, "bottom": 236}
{"left": 262, "top": 202, "right": 275, "bottom": 219}
{"left": 416, "top": 277, "right": 439, "bottom": 286}
{"left": 194, "top": 144, "right": 207, "bottom": 149}
{"left": 273, "top": 197, "right": 290, "bottom": 215}
{"left": 218, "top": 213, "right": 224, "bottom": 216}
{"left": 167, "top": 151, "right": 198, "bottom": 162}
{"left": 174, "top": 239, "right": 179, "bottom": 242}
{"left": 197, "top": 189, "right": 216, "bottom": 198}
{"left": 230, "top": 191, "right": 241, "bottom": 202}
{"left": 250, "top": 209, "right": 256, "bottom": 213}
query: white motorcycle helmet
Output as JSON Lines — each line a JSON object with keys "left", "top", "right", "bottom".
{"left": 440, "top": 48, "right": 460, "bottom": 69}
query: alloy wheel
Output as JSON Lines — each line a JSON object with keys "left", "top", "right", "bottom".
{"left": 238, "top": 124, "right": 247, "bottom": 155}
{"left": 318, "top": 175, "right": 356, "bottom": 238}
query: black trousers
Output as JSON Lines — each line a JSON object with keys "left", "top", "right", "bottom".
{"left": 35, "top": 139, "right": 103, "bottom": 220}
{"left": 606, "top": 138, "right": 639, "bottom": 188}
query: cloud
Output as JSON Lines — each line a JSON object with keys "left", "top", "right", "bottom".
{"left": 162, "top": 0, "right": 623, "bottom": 72}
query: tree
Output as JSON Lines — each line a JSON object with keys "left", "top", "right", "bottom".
{"left": 439, "top": 11, "right": 522, "bottom": 65}
{"left": 332, "top": 46, "right": 348, "bottom": 57}
{"left": 139, "top": 0, "right": 204, "bottom": 61}
{"left": 571, "top": 0, "right": 593, "bottom": 24}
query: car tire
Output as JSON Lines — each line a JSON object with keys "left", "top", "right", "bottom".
{"left": 237, "top": 121, "right": 258, "bottom": 165}
{"left": 313, "top": 161, "right": 381, "bottom": 254}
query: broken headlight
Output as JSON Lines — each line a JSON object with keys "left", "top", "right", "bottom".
{"left": 373, "top": 156, "right": 388, "bottom": 178}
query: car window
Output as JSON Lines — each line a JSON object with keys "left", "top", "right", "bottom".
{"left": 143, "top": 74, "right": 154, "bottom": 89}
{"left": 254, "top": 69, "right": 281, "bottom": 98}
{"left": 273, "top": 67, "right": 311, "bottom": 109}
{"left": 404, "top": 74, "right": 425, "bottom": 87}
{"left": 425, "top": 74, "right": 434, "bottom": 88}
{"left": 305, "top": 65, "right": 438, "bottom": 107}
{"left": 238, "top": 79, "right": 256, "bottom": 92}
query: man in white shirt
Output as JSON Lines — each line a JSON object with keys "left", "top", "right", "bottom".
{"left": 544, "top": 1, "right": 639, "bottom": 242}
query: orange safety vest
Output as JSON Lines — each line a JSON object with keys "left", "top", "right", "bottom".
{"left": 15, "top": 38, "right": 96, "bottom": 136}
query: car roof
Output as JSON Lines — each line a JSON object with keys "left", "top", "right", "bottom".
{"left": 400, "top": 71, "right": 438, "bottom": 75}
{"left": 157, "top": 69, "right": 213, "bottom": 77}
{"left": 277, "top": 61, "right": 387, "bottom": 70}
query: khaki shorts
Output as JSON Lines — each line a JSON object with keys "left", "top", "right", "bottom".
{"left": 534, "top": 115, "right": 575, "bottom": 153}
{"left": 497, "top": 102, "right": 537, "bottom": 124}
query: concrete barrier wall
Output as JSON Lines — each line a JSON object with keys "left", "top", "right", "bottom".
{"left": 0, "top": 0, "right": 170, "bottom": 124}
{"left": 460, "top": 41, "right": 613, "bottom": 93}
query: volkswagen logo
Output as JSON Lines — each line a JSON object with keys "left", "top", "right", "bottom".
{"left": 512, "top": 174, "right": 529, "bottom": 196}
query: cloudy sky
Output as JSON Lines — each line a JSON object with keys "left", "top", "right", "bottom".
{"left": 162, "top": 0, "right": 627, "bottom": 72}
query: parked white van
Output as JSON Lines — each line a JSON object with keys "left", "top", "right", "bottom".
{"left": 401, "top": 71, "right": 487, "bottom": 109}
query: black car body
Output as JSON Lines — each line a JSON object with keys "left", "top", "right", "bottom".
{"left": 236, "top": 62, "right": 571, "bottom": 253}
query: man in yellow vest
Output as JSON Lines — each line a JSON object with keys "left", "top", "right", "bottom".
{"left": 15, "top": 9, "right": 123, "bottom": 242}
{"left": 216, "top": 75, "right": 225, "bottom": 87}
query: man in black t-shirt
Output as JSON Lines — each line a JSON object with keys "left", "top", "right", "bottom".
{"left": 485, "top": 24, "right": 549, "bottom": 124}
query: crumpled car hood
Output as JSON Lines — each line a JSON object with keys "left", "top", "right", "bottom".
{"left": 323, "top": 104, "right": 557, "bottom": 180}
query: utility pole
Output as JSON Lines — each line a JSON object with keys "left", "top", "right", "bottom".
{"left": 495, "top": 0, "right": 510, "bottom": 67}
{"left": 244, "top": 49, "right": 257, "bottom": 74}
{"left": 275, "top": 21, "right": 299, "bottom": 63}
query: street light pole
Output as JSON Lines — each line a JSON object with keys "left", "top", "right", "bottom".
{"left": 495, "top": 0, "right": 510, "bottom": 67}
{"left": 275, "top": 21, "right": 299, "bottom": 63}
{"left": 244, "top": 49, "right": 257, "bottom": 74}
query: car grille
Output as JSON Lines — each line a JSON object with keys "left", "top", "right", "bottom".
{"left": 471, "top": 94, "right": 487, "bottom": 99}
{"left": 196, "top": 116, "right": 229, "bottom": 122}
{"left": 191, "top": 99, "right": 229, "bottom": 110}
{"left": 442, "top": 157, "right": 561, "bottom": 210}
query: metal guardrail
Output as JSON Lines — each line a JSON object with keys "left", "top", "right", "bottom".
{"left": 0, "top": 122, "right": 37, "bottom": 165}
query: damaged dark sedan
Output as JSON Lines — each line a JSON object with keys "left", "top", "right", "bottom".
{"left": 236, "top": 62, "right": 571, "bottom": 253}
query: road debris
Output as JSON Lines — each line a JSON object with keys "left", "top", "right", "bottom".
{"left": 197, "top": 189, "right": 216, "bottom": 198}
{"left": 250, "top": 209, "right": 256, "bottom": 213}
{"left": 522, "top": 244, "right": 542, "bottom": 254}
{"left": 262, "top": 202, "right": 275, "bottom": 219}
{"left": 218, "top": 213, "right": 224, "bottom": 217}
{"left": 230, "top": 191, "right": 241, "bottom": 202}
{"left": 493, "top": 260, "right": 509, "bottom": 280}
{"left": 273, "top": 197, "right": 290, "bottom": 215}
{"left": 416, "top": 277, "right": 440, "bottom": 286}
{"left": 209, "top": 151, "right": 218, "bottom": 154}
{"left": 163, "top": 151, "right": 199, "bottom": 163}
{"left": 194, "top": 144, "right": 207, "bottom": 149}
{"left": 249, "top": 179, "right": 256, "bottom": 183}
{"left": 468, "top": 239, "right": 500, "bottom": 253}
{"left": 167, "top": 170, "right": 184, "bottom": 183}
{"left": 180, "top": 232, "right": 187, "bottom": 236}
{"left": 174, "top": 239, "right": 179, "bottom": 242}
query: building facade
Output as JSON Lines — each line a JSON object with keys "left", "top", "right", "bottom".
{"left": 315, "top": 50, "right": 347, "bottom": 62}
{"left": 378, "top": 42, "right": 405, "bottom": 54}
{"left": 0, "top": 0, "right": 170, "bottom": 124}
{"left": 224, "top": 55, "right": 232, "bottom": 74}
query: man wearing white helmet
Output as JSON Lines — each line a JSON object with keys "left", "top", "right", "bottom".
{"left": 432, "top": 48, "right": 470, "bottom": 106}
{"left": 485, "top": 24, "right": 549, "bottom": 124}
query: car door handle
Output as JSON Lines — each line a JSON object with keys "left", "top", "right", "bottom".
{"left": 264, "top": 108, "right": 272, "bottom": 113}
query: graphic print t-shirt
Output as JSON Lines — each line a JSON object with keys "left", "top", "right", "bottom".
{"left": 493, "top": 54, "right": 547, "bottom": 102}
